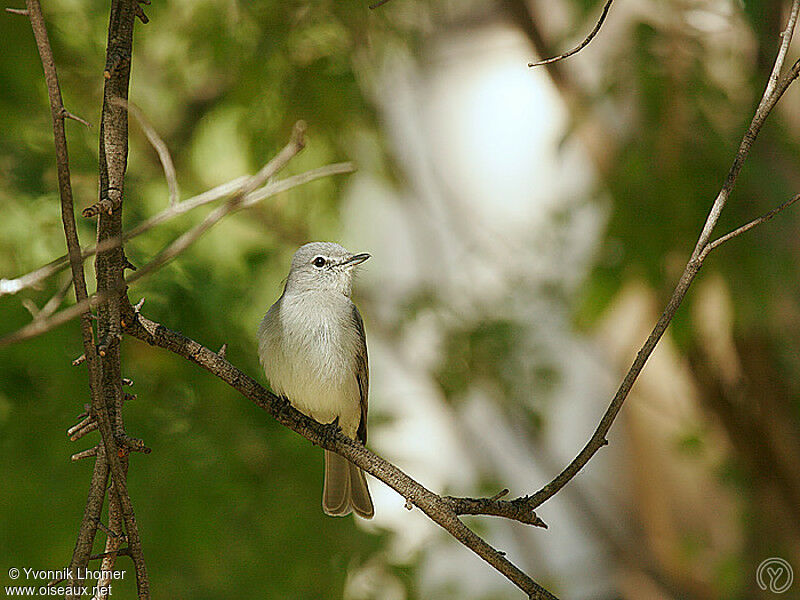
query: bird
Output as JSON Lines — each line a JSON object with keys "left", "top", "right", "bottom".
{"left": 257, "top": 242, "right": 374, "bottom": 518}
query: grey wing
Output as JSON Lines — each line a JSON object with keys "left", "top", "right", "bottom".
{"left": 352, "top": 304, "right": 369, "bottom": 445}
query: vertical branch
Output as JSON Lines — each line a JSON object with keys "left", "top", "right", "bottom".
{"left": 69, "top": 448, "right": 110, "bottom": 596}
{"left": 92, "top": 458, "right": 127, "bottom": 600}
{"left": 88, "top": 0, "right": 151, "bottom": 598}
{"left": 19, "top": 1, "right": 111, "bottom": 596}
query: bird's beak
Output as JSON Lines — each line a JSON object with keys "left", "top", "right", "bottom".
{"left": 341, "top": 252, "right": 370, "bottom": 267}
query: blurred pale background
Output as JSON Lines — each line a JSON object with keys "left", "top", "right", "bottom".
{"left": 1, "top": 1, "right": 799, "bottom": 599}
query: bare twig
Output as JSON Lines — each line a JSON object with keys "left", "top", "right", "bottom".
{"left": 528, "top": 0, "right": 614, "bottom": 67}
{"left": 765, "top": 1, "right": 800, "bottom": 99}
{"left": 4, "top": 7, "right": 28, "bottom": 15}
{"left": 113, "top": 98, "right": 179, "bottom": 206}
{"left": 21, "top": 299, "right": 38, "bottom": 318}
{"left": 444, "top": 495, "right": 548, "bottom": 528}
{"left": 69, "top": 420, "right": 98, "bottom": 441}
{"left": 93, "top": 517, "right": 125, "bottom": 540}
{"left": 62, "top": 107, "right": 91, "bottom": 128}
{"left": 93, "top": 484, "right": 125, "bottom": 600}
{"left": 490, "top": 488, "right": 509, "bottom": 501}
{"left": 25, "top": 274, "right": 73, "bottom": 323}
{"left": 0, "top": 254, "right": 69, "bottom": 297}
{"left": 368, "top": 0, "right": 394, "bottom": 8}
{"left": 68, "top": 414, "right": 95, "bottom": 437}
{"left": 702, "top": 193, "right": 800, "bottom": 257}
{"left": 0, "top": 162, "right": 354, "bottom": 298}
{"left": 71, "top": 446, "right": 98, "bottom": 461}
{"left": 522, "top": 0, "right": 800, "bottom": 512}
{"left": 121, "top": 121, "right": 306, "bottom": 287}
{"left": 133, "top": 2, "right": 148, "bottom": 24}
{"left": 0, "top": 161, "right": 355, "bottom": 347}
{"left": 122, "top": 309, "right": 557, "bottom": 600}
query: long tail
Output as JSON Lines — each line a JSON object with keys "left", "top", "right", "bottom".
{"left": 323, "top": 450, "right": 374, "bottom": 519}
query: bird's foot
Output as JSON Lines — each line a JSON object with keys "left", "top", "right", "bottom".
{"left": 322, "top": 417, "right": 341, "bottom": 446}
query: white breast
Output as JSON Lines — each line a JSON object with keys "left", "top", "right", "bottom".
{"left": 258, "top": 291, "right": 361, "bottom": 438}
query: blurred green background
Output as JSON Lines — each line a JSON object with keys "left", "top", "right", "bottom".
{"left": 1, "top": 1, "right": 800, "bottom": 599}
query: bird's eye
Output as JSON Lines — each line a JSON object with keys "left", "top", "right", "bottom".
{"left": 312, "top": 256, "right": 326, "bottom": 268}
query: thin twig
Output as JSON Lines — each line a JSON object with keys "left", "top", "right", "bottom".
{"left": 0, "top": 163, "right": 354, "bottom": 298}
{"left": 524, "top": 0, "right": 800, "bottom": 512}
{"left": 702, "top": 193, "right": 800, "bottom": 257}
{"left": 69, "top": 420, "right": 99, "bottom": 441}
{"left": 62, "top": 108, "right": 91, "bottom": 128}
{"left": 5, "top": 7, "right": 28, "bottom": 15}
{"left": 528, "top": 0, "right": 614, "bottom": 67}
{"left": 30, "top": 274, "right": 73, "bottom": 322}
{"left": 93, "top": 491, "right": 124, "bottom": 600}
{"left": 112, "top": 98, "right": 179, "bottom": 206}
{"left": 0, "top": 161, "right": 355, "bottom": 347}
{"left": 68, "top": 414, "right": 95, "bottom": 437}
{"left": 46, "top": 541, "right": 129, "bottom": 587}
{"left": 0, "top": 254, "right": 69, "bottom": 297}
{"left": 368, "top": 0, "right": 393, "bottom": 8}
{"left": 71, "top": 446, "right": 98, "bottom": 461}
{"left": 93, "top": 517, "right": 125, "bottom": 540}
{"left": 90, "top": 547, "right": 131, "bottom": 561}
{"left": 445, "top": 495, "right": 548, "bottom": 528}
{"left": 765, "top": 1, "right": 800, "bottom": 99}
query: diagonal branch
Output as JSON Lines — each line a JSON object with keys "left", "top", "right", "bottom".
{"left": 521, "top": 0, "right": 800, "bottom": 511}
{"left": 114, "top": 98, "right": 180, "bottom": 206}
{"left": 0, "top": 126, "right": 342, "bottom": 348}
{"left": 121, "top": 309, "right": 557, "bottom": 600}
{"left": 119, "top": 121, "right": 306, "bottom": 291}
{"left": 0, "top": 163, "right": 353, "bottom": 347}
{"left": 0, "top": 161, "right": 352, "bottom": 298}
{"left": 701, "top": 193, "right": 800, "bottom": 257}
{"left": 765, "top": 1, "right": 800, "bottom": 99}
{"left": 420, "top": 0, "right": 800, "bottom": 543}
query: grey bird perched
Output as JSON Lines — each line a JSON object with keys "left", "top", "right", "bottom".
{"left": 258, "top": 242, "right": 374, "bottom": 518}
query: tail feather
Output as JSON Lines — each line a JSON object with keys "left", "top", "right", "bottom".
{"left": 349, "top": 461, "right": 374, "bottom": 519}
{"left": 323, "top": 450, "right": 351, "bottom": 516}
{"left": 322, "top": 450, "right": 374, "bottom": 519}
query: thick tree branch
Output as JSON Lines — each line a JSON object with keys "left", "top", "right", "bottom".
{"left": 121, "top": 309, "right": 556, "bottom": 600}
